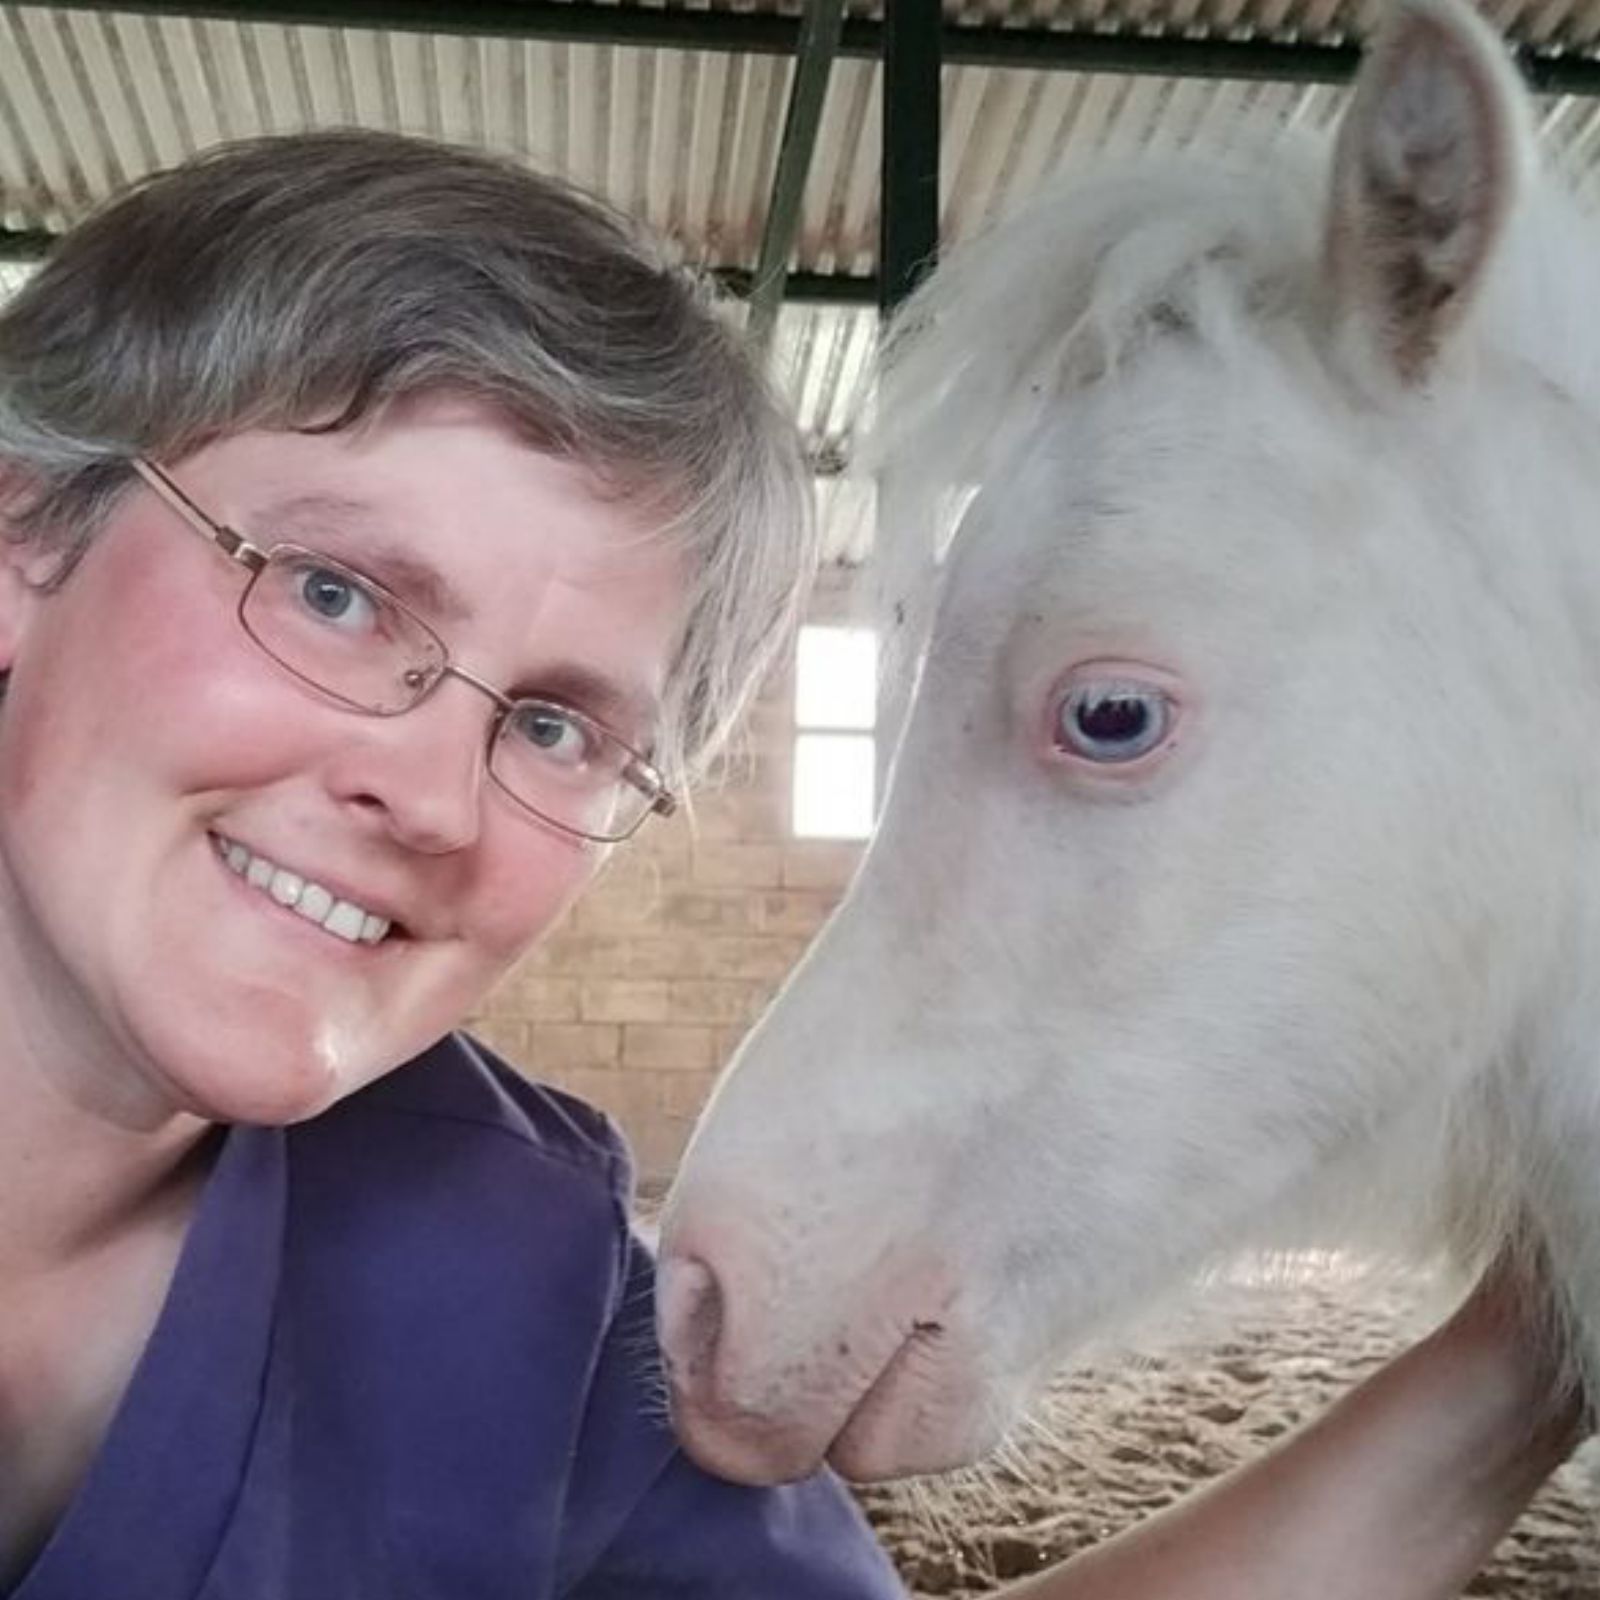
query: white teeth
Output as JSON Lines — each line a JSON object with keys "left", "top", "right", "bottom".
{"left": 294, "top": 884, "right": 333, "bottom": 924}
{"left": 269, "top": 870, "right": 303, "bottom": 907}
{"left": 322, "top": 901, "right": 364, "bottom": 942}
{"left": 213, "top": 835, "right": 394, "bottom": 946}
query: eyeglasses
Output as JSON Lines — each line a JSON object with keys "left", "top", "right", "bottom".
{"left": 130, "top": 459, "right": 677, "bottom": 844}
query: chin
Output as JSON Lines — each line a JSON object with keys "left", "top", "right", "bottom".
{"left": 132, "top": 997, "right": 391, "bottom": 1127}
{"left": 156, "top": 1048, "right": 344, "bottom": 1126}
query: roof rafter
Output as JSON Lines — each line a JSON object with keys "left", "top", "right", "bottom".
{"left": 6, "top": 0, "right": 1599, "bottom": 95}
{"left": 881, "top": 0, "right": 939, "bottom": 314}
{"left": 747, "top": 0, "right": 848, "bottom": 348}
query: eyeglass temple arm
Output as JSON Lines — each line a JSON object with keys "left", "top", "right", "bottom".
{"left": 620, "top": 753, "right": 677, "bottom": 818}
{"left": 130, "top": 459, "right": 268, "bottom": 573}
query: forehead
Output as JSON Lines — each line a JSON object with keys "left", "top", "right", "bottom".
{"left": 938, "top": 340, "right": 1368, "bottom": 645}
{"left": 185, "top": 397, "right": 677, "bottom": 578}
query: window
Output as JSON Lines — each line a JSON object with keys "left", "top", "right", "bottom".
{"left": 791, "top": 625, "right": 877, "bottom": 840}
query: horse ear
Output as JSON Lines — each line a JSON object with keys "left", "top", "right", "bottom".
{"left": 1325, "top": 0, "right": 1532, "bottom": 385}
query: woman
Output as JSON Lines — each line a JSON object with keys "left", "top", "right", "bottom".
{"left": 0, "top": 128, "right": 1580, "bottom": 1598}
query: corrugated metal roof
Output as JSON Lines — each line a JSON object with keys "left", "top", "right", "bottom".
{"left": 770, "top": 302, "right": 877, "bottom": 469}
{"left": 0, "top": 8, "right": 800, "bottom": 262}
{"left": 12, "top": 8, "right": 1600, "bottom": 254}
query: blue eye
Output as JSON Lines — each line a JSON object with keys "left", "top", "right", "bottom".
{"left": 1056, "top": 681, "right": 1172, "bottom": 763}
{"left": 508, "top": 702, "right": 595, "bottom": 768}
{"left": 296, "top": 565, "right": 379, "bottom": 630}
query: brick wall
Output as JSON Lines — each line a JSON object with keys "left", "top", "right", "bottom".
{"left": 467, "top": 625, "right": 867, "bottom": 1188}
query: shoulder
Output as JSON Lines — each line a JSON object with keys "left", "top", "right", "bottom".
{"left": 270, "top": 1039, "right": 664, "bottom": 1582}
{"left": 330, "top": 1030, "right": 636, "bottom": 1201}
{"left": 289, "top": 1033, "right": 638, "bottom": 1292}
{"left": 281, "top": 1032, "right": 642, "bottom": 1374}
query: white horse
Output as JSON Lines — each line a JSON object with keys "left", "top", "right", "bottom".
{"left": 659, "top": 0, "right": 1600, "bottom": 1487}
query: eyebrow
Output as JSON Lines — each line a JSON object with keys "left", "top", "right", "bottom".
{"left": 519, "top": 664, "right": 661, "bottom": 747}
{"left": 255, "top": 493, "right": 471, "bottom": 623}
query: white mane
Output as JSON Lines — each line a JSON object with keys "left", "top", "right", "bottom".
{"left": 872, "top": 148, "right": 1324, "bottom": 497}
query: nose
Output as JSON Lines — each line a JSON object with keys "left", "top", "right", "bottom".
{"left": 657, "top": 1253, "right": 724, "bottom": 1394}
{"left": 657, "top": 1247, "right": 819, "bottom": 1483}
{"left": 327, "top": 683, "right": 490, "bottom": 854}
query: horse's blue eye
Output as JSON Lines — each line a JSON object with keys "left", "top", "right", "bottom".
{"left": 1057, "top": 683, "right": 1170, "bottom": 762}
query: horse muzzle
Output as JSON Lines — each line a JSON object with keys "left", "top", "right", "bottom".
{"left": 657, "top": 1236, "right": 1006, "bottom": 1484}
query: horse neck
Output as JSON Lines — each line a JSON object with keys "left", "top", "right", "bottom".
{"left": 1422, "top": 839, "right": 1600, "bottom": 1356}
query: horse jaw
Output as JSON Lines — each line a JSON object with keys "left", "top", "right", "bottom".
{"left": 659, "top": 839, "right": 1579, "bottom": 1486}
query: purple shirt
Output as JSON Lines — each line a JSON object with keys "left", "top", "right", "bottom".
{"left": 12, "top": 1037, "right": 905, "bottom": 1598}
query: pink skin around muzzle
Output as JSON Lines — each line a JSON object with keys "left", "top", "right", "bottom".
{"left": 656, "top": 1219, "right": 1001, "bottom": 1485}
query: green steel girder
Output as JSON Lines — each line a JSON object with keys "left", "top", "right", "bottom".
{"left": 747, "top": 0, "right": 849, "bottom": 348}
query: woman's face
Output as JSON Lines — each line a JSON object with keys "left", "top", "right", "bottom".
{"left": 0, "top": 394, "right": 685, "bottom": 1128}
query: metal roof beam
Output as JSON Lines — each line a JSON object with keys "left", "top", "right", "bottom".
{"left": 10, "top": 3, "right": 1600, "bottom": 95}
{"left": 881, "top": 0, "right": 940, "bottom": 316}
{"left": 0, "top": 230, "right": 53, "bottom": 261}
{"left": 747, "top": 0, "right": 847, "bottom": 351}
{"left": 720, "top": 266, "right": 876, "bottom": 305}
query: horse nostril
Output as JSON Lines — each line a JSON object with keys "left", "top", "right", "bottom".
{"left": 658, "top": 1254, "right": 725, "bottom": 1387}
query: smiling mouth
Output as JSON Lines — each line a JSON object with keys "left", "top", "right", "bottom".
{"left": 211, "top": 833, "right": 398, "bottom": 945}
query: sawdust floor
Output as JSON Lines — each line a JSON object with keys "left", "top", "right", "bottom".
{"left": 853, "top": 1273, "right": 1600, "bottom": 1597}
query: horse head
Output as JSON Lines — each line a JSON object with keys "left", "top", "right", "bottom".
{"left": 661, "top": 0, "right": 1600, "bottom": 1485}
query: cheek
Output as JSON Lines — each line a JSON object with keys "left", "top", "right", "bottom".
{"left": 5, "top": 538, "right": 270, "bottom": 774}
{"left": 467, "top": 825, "right": 601, "bottom": 959}
{"left": 0, "top": 682, "right": 61, "bottom": 817}
{"left": 0, "top": 629, "right": 151, "bottom": 831}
